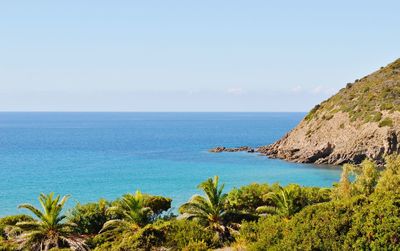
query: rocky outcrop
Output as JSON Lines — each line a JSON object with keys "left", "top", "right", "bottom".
{"left": 259, "top": 58, "right": 400, "bottom": 165}
{"left": 258, "top": 111, "right": 400, "bottom": 165}
{"left": 209, "top": 146, "right": 255, "bottom": 153}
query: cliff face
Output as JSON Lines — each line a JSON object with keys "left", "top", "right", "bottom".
{"left": 259, "top": 58, "right": 400, "bottom": 165}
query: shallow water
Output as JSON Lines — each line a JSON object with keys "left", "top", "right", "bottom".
{"left": 0, "top": 112, "right": 341, "bottom": 216}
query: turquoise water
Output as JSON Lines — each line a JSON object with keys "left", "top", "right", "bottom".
{"left": 0, "top": 112, "right": 341, "bottom": 216}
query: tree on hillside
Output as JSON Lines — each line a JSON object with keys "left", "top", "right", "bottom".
{"left": 375, "top": 154, "right": 400, "bottom": 195}
{"left": 352, "top": 159, "right": 380, "bottom": 196}
{"left": 100, "top": 191, "right": 153, "bottom": 234}
{"left": 256, "top": 186, "right": 299, "bottom": 219}
{"left": 179, "top": 176, "right": 231, "bottom": 240}
{"left": 331, "top": 164, "right": 352, "bottom": 200}
{"left": 15, "top": 193, "right": 87, "bottom": 251}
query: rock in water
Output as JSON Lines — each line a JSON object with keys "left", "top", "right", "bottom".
{"left": 209, "top": 146, "right": 254, "bottom": 153}
{"left": 259, "top": 58, "right": 400, "bottom": 165}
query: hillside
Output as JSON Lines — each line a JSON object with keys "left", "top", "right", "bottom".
{"left": 259, "top": 58, "right": 400, "bottom": 165}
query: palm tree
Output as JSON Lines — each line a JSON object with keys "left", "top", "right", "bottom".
{"left": 256, "top": 186, "right": 299, "bottom": 219}
{"left": 100, "top": 190, "right": 153, "bottom": 234}
{"left": 179, "top": 176, "right": 229, "bottom": 237}
{"left": 14, "top": 192, "right": 87, "bottom": 251}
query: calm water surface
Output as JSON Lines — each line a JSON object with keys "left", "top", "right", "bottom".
{"left": 0, "top": 112, "right": 341, "bottom": 216}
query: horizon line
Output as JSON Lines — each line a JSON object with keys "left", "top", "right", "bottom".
{"left": 0, "top": 110, "right": 308, "bottom": 113}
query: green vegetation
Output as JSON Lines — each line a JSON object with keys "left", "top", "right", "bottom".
{"left": 256, "top": 186, "right": 300, "bottom": 219}
{"left": 304, "top": 58, "right": 400, "bottom": 125}
{"left": 379, "top": 117, "right": 394, "bottom": 127}
{"left": 2, "top": 156, "right": 400, "bottom": 250}
{"left": 14, "top": 193, "right": 87, "bottom": 250}
{"left": 179, "top": 176, "right": 231, "bottom": 242}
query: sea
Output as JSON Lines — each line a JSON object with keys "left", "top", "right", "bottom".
{"left": 0, "top": 112, "right": 341, "bottom": 216}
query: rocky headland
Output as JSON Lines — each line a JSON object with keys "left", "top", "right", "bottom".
{"left": 211, "top": 58, "right": 400, "bottom": 165}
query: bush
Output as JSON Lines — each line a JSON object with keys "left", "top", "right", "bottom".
{"left": 0, "top": 214, "right": 33, "bottom": 237}
{"left": 344, "top": 194, "right": 400, "bottom": 250}
{"left": 68, "top": 199, "right": 110, "bottom": 235}
{"left": 366, "top": 111, "right": 382, "bottom": 122}
{"left": 375, "top": 155, "right": 400, "bottom": 196}
{"left": 182, "top": 240, "right": 209, "bottom": 251}
{"left": 379, "top": 117, "right": 394, "bottom": 127}
{"left": 0, "top": 236, "right": 18, "bottom": 251}
{"left": 241, "top": 198, "right": 364, "bottom": 250}
{"left": 112, "top": 223, "right": 166, "bottom": 250}
{"left": 381, "top": 103, "right": 394, "bottom": 110}
{"left": 352, "top": 160, "right": 380, "bottom": 196}
{"left": 227, "top": 183, "right": 271, "bottom": 213}
{"left": 0, "top": 215, "right": 33, "bottom": 250}
{"left": 109, "top": 193, "right": 172, "bottom": 222}
{"left": 305, "top": 104, "right": 321, "bottom": 121}
{"left": 164, "top": 220, "right": 218, "bottom": 249}
{"left": 143, "top": 195, "right": 172, "bottom": 216}
{"left": 239, "top": 215, "right": 284, "bottom": 250}
{"left": 322, "top": 113, "right": 334, "bottom": 120}
{"left": 91, "top": 220, "right": 218, "bottom": 250}
{"left": 275, "top": 199, "right": 359, "bottom": 250}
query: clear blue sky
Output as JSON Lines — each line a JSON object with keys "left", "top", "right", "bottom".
{"left": 0, "top": 1, "right": 399, "bottom": 112}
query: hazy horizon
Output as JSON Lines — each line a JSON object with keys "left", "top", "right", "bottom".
{"left": 0, "top": 111, "right": 308, "bottom": 113}
{"left": 1, "top": 1, "right": 399, "bottom": 112}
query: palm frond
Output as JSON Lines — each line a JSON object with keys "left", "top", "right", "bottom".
{"left": 256, "top": 205, "right": 277, "bottom": 214}
{"left": 179, "top": 176, "right": 231, "bottom": 241}
{"left": 18, "top": 204, "right": 44, "bottom": 219}
{"left": 15, "top": 193, "right": 81, "bottom": 250}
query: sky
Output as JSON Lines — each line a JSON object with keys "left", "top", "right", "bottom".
{"left": 0, "top": 1, "right": 399, "bottom": 112}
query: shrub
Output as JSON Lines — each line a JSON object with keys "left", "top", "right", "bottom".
{"left": 275, "top": 199, "right": 360, "bottom": 250}
{"left": 379, "top": 117, "right": 394, "bottom": 127}
{"left": 299, "top": 186, "right": 331, "bottom": 205}
{"left": 68, "top": 199, "right": 110, "bottom": 235}
{"left": 143, "top": 195, "right": 172, "bottom": 216}
{"left": 114, "top": 223, "right": 166, "bottom": 250}
{"left": 366, "top": 111, "right": 382, "bottom": 123}
{"left": 352, "top": 159, "right": 380, "bottom": 196}
{"left": 305, "top": 105, "right": 321, "bottom": 121}
{"left": 375, "top": 155, "right": 400, "bottom": 195}
{"left": 322, "top": 113, "right": 334, "bottom": 120}
{"left": 0, "top": 236, "right": 18, "bottom": 251}
{"left": 91, "top": 220, "right": 218, "bottom": 250}
{"left": 0, "top": 214, "right": 33, "bottom": 237}
{"left": 239, "top": 215, "right": 284, "bottom": 250}
{"left": 227, "top": 183, "right": 271, "bottom": 213}
{"left": 182, "top": 240, "right": 209, "bottom": 251}
{"left": 241, "top": 198, "right": 364, "bottom": 250}
{"left": 164, "top": 220, "right": 218, "bottom": 249}
{"left": 344, "top": 194, "right": 400, "bottom": 250}
{"left": 381, "top": 103, "right": 394, "bottom": 110}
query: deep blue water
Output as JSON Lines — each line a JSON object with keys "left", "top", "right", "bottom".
{"left": 0, "top": 112, "right": 341, "bottom": 216}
